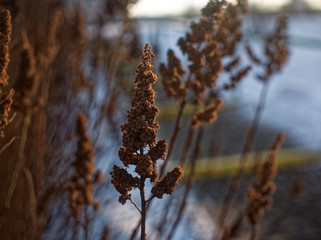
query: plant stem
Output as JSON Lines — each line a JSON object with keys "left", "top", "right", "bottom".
{"left": 159, "top": 99, "right": 186, "bottom": 177}
{"left": 84, "top": 206, "right": 89, "bottom": 240}
{"left": 130, "top": 99, "right": 187, "bottom": 240}
{"left": 167, "top": 126, "right": 205, "bottom": 240}
{"left": 218, "top": 81, "right": 271, "bottom": 229}
{"left": 140, "top": 176, "right": 146, "bottom": 240}
{"left": 250, "top": 227, "right": 257, "bottom": 240}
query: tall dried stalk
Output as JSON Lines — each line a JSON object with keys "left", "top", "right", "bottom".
{"left": 131, "top": 1, "right": 251, "bottom": 238}
{"left": 218, "top": 15, "right": 289, "bottom": 229}
{"left": 246, "top": 133, "right": 285, "bottom": 240}
{"left": 69, "top": 112, "right": 101, "bottom": 240}
{"left": 110, "top": 44, "right": 183, "bottom": 240}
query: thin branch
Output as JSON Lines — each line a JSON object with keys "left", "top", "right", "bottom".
{"left": 24, "top": 167, "right": 37, "bottom": 240}
{"left": 140, "top": 176, "right": 146, "bottom": 240}
{"left": 8, "top": 112, "right": 16, "bottom": 124}
{"left": 159, "top": 99, "right": 186, "bottom": 177}
{"left": 146, "top": 196, "right": 155, "bottom": 203}
{"left": 250, "top": 227, "right": 257, "bottom": 240}
{"left": 129, "top": 197, "right": 142, "bottom": 214}
{"left": 167, "top": 126, "right": 205, "bottom": 240}
{"left": 218, "top": 81, "right": 271, "bottom": 228}
{"left": 0, "top": 136, "right": 20, "bottom": 155}
{"left": 5, "top": 111, "right": 32, "bottom": 209}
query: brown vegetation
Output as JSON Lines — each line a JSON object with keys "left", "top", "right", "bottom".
{"left": 0, "top": 0, "right": 305, "bottom": 240}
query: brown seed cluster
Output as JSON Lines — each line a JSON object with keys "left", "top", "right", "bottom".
{"left": 245, "top": 43, "right": 262, "bottom": 65}
{"left": 224, "top": 66, "right": 251, "bottom": 90}
{"left": 159, "top": 0, "right": 245, "bottom": 104}
{"left": 69, "top": 112, "right": 101, "bottom": 223}
{"left": 0, "top": 88, "right": 13, "bottom": 137}
{"left": 0, "top": 9, "right": 13, "bottom": 137}
{"left": 159, "top": 50, "right": 187, "bottom": 100}
{"left": 259, "top": 15, "right": 289, "bottom": 81}
{"left": 215, "top": 4, "right": 243, "bottom": 56}
{"left": 110, "top": 165, "right": 140, "bottom": 204}
{"left": 14, "top": 43, "right": 39, "bottom": 108}
{"left": 246, "top": 133, "right": 285, "bottom": 227}
{"left": 151, "top": 166, "right": 183, "bottom": 199}
{"left": 191, "top": 99, "right": 223, "bottom": 128}
{"left": 291, "top": 177, "right": 304, "bottom": 197}
{"left": 237, "top": 0, "right": 249, "bottom": 13}
{"left": 111, "top": 44, "right": 182, "bottom": 205}
{"left": 0, "top": 9, "right": 11, "bottom": 87}
{"left": 224, "top": 57, "right": 240, "bottom": 72}
{"left": 121, "top": 44, "right": 159, "bottom": 155}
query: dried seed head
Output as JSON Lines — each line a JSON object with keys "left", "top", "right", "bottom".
{"left": 246, "top": 133, "right": 285, "bottom": 227}
{"left": 110, "top": 165, "right": 140, "bottom": 204}
{"left": 173, "top": 1, "right": 244, "bottom": 103}
{"left": 260, "top": 15, "right": 289, "bottom": 81}
{"left": 121, "top": 44, "right": 160, "bottom": 153}
{"left": 69, "top": 112, "right": 101, "bottom": 222}
{"left": 14, "top": 43, "right": 39, "bottom": 107}
{"left": 191, "top": 99, "right": 223, "bottom": 127}
{"left": 0, "top": 88, "right": 13, "bottom": 137}
{"left": 224, "top": 65, "right": 251, "bottom": 90}
{"left": 112, "top": 44, "right": 176, "bottom": 206}
{"left": 135, "top": 155, "right": 154, "bottom": 177}
{"left": 201, "top": 0, "right": 228, "bottom": 19}
{"left": 151, "top": 166, "right": 183, "bottom": 198}
{"left": 159, "top": 50, "right": 187, "bottom": 100}
{"left": 245, "top": 43, "right": 262, "bottom": 65}
{"left": 224, "top": 57, "right": 240, "bottom": 72}
{"left": 148, "top": 139, "right": 167, "bottom": 161}
{"left": 0, "top": 9, "right": 11, "bottom": 88}
{"left": 237, "top": 0, "right": 249, "bottom": 13}
{"left": 291, "top": 177, "right": 304, "bottom": 197}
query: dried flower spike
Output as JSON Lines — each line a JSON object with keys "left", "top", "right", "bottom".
{"left": 112, "top": 44, "right": 173, "bottom": 200}
{"left": 0, "top": 9, "right": 11, "bottom": 88}
{"left": 69, "top": 112, "right": 101, "bottom": 223}
{"left": 151, "top": 166, "right": 183, "bottom": 199}
{"left": 246, "top": 133, "right": 285, "bottom": 228}
{"left": 14, "top": 42, "right": 39, "bottom": 107}
{"left": 0, "top": 88, "right": 13, "bottom": 137}
{"left": 191, "top": 99, "right": 223, "bottom": 128}
{"left": 159, "top": 50, "right": 187, "bottom": 100}
{"left": 111, "top": 44, "right": 183, "bottom": 240}
{"left": 258, "top": 15, "right": 289, "bottom": 81}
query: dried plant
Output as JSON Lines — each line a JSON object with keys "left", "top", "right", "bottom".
{"left": 110, "top": 44, "right": 183, "bottom": 240}
{"left": 218, "top": 13, "right": 289, "bottom": 229}
{"left": 0, "top": 9, "right": 11, "bottom": 88}
{"left": 158, "top": 0, "right": 250, "bottom": 177}
{"left": 13, "top": 38, "right": 39, "bottom": 108}
{"left": 246, "top": 133, "right": 285, "bottom": 240}
{"left": 69, "top": 112, "right": 102, "bottom": 239}
{"left": 0, "top": 9, "right": 13, "bottom": 137}
{"left": 0, "top": 0, "right": 303, "bottom": 239}
{"left": 151, "top": 1, "right": 251, "bottom": 239}
{"left": 191, "top": 99, "right": 223, "bottom": 128}
{"left": 0, "top": 88, "right": 13, "bottom": 137}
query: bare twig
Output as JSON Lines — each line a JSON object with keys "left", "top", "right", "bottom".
{"left": 218, "top": 82, "right": 271, "bottom": 228}
{"left": 24, "top": 167, "right": 37, "bottom": 239}
{"left": 5, "top": 111, "right": 32, "bottom": 209}
{"left": 129, "top": 197, "right": 142, "bottom": 214}
{"left": 0, "top": 136, "right": 20, "bottom": 154}
{"left": 167, "top": 126, "right": 205, "bottom": 240}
